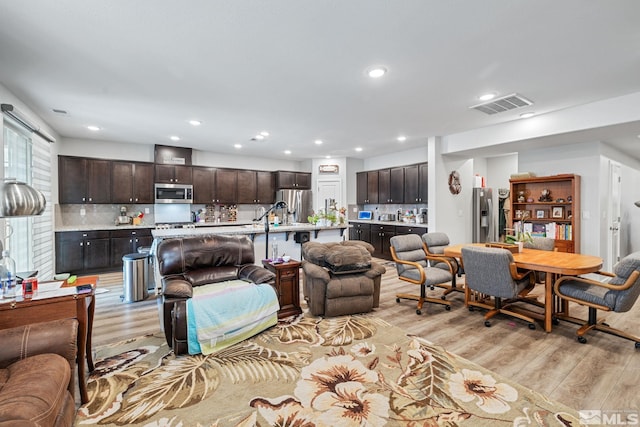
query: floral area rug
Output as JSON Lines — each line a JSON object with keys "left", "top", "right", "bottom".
{"left": 75, "top": 314, "right": 579, "bottom": 426}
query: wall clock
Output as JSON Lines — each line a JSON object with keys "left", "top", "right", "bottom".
{"left": 448, "top": 170, "right": 461, "bottom": 195}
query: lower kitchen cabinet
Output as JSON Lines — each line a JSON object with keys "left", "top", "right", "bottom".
{"left": 110, "top": 229, "right": 153, "bottom": 268}
{"left": 55, "top": 231, "right": 111, "bottom": 274}
{"left": 55, "top": 228, "right": 153, "bottom": 275}
{"left": 370, "top": 224, "right": 396, "bottom": 259}
{"left": 349, "top": 222, "right": 371, "bottom": 242}
{"left": 395, "top": 225, "right": 428, "bottom": 236}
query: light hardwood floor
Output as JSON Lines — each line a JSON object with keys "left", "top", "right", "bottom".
{"left": 92, "top": 262, "right": 640, "bottom": 413}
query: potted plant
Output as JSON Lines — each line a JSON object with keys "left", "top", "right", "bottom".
{"left": 504, "top": 224, "right": 533, "bottom": 252}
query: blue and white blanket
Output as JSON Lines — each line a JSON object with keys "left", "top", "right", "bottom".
{"left": 186, "top": 279, "right": 279, "bottom": 355}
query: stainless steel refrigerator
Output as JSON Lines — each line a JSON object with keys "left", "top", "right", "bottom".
{"left": 276, "top": 189, "right": 313, "bottom": 224}
{"left": 472, "top": 187, "right": 496, "bottom": 243}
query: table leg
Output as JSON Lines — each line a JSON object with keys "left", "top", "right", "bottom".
{"left": 86, "top": 295, "right": 95, "bottom": 372}
{"left": 544, "top": 273, "right": 554, "bottom": 332}
{"left": 76, "top": 298, "right": 89, "bottom": 404}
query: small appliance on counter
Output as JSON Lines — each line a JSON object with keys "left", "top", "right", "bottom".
{"left": 116, "top": 206, "right": 131, "bottom": 225}
{"left": 379, "top": 213, "right": 396, "bottom": 221}
{"left": 357, "top": 211, "right": 372, "bottom": 220}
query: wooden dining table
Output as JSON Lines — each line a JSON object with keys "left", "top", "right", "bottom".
{"left": 443, "top": 244, "right": 603, "bottom": 332}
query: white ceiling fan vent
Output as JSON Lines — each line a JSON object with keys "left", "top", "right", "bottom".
{"left": 470, "top": 93, "right": 533, "bottom": 115}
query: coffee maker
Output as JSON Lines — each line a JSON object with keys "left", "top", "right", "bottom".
{"left": 417, "top": 208, "right": 427, "bottom": 224}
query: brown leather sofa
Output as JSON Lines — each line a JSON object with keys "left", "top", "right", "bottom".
{"left": 156, "top": 234, "right": 276, "bottom": 355}
{"left": 301, "top": 240, "right": 385, "bottom": 316}
{"left": 0, "top": 318, "right": 78, "bottom": 427}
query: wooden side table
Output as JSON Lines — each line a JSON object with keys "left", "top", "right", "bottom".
{"left": 262, "top": 260, "right": 303, "bottom": 319}
{"left": 0, "top": 275, "right": 98, "bottom": 404}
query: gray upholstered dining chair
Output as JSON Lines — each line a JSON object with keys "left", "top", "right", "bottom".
{"left": 422, "top": 232, "right": 464, "bottom": 297}
{"left": 389, "top": 234, "right": 453, "bottom": 315}
{"left": 523, "top": 236, "right": 557, "bottom": 284}
{"left": 461, "top": 246, "right": 538, "bottom": 329}
{"left": 554, "top": 251, "right": 640, "bottom": 347}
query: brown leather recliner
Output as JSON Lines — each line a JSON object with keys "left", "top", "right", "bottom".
{"left": 0, "top": 318, "right": 78, "bottom": 427}
{"left": 301, "top": 240, "right": 385, "bottom": 317}
{"left": 156, "top": 234, "right": 276, "bottom": 355}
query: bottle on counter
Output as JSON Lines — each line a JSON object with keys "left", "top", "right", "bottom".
{"left": 0, "top": 250, "right": 17, "bottom": 299}
{"left": 271, "top": 237, "right": 278, "bottom": 261}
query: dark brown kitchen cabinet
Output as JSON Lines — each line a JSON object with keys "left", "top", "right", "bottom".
{"left": 403, "top": 162, "right": 428, "bottom": 204}
{"left": 110, "top": 228, "right": 153, "bottom": 268}
{"left": 215, "top": 169, "right": 238, "bottom": 204}
{"left": 192, "top": 167, "right": 216, "bottom": 204}
{"left": 378, "top": 167, "right": 404, "bottom": 204}
{"left": 370, "top": 224, "right": 395, "bottom": 259}
{"left": 275, "top": 171, "right": 311, "bottom": 189}
{"left": 155, "top": 164, "right": 192, "bottom": 184}
{"left": 349, "top": 222, "right": 371, "bottom": 242}
{"left": 395, "top": 225, "right": 428, "bottom": 236}
{"left": 237, "top": 170, "right": 275, "bottom": 204}
{"left": 55, "top": 230, "right": 110, "bottom": 274}
{"left": 111, "top": 161, "right": 154, "bottom": 204}
{"left": 366, "top": 171, "right": 379, "bottom": 204}
{"left": 356, "top": 172, "right": 368, "bottom": 204}
{"left": 58, "top": 156, "right": 111, "bottom": 204}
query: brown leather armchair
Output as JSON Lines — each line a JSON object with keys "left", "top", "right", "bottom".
{"left": 0, "top": 318, "right": 78, "bottom": 427}
{"left": 156, "top": 234, "right": 275, "bottom": 355}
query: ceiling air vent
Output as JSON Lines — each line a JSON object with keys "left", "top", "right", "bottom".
{"left": 470, "top": 93, "right": 533, "bottom": 115}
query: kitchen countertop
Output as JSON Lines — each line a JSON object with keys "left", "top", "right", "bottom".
{"left": 151, "top": 223, "right": 348, "bottom": 238}
{"left": 348, "top": 219, "right": 428, "bottom": 227}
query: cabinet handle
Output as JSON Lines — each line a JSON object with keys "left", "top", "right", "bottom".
{"left": 135, "top": 198, "right": 138, "bottom": 202}
{"left": 129, "top": 239, "right": 133, "bottom": 243}
{"left": 87, "top": 241, "right": 91, "bottom": 246}
{"left": 80, "top": 242, "right": 83, "bottom": 246}
{"left": 82, "top": 197, "right": 86, "bottom": 202}
{"left": 129, "top": 198, "right": 133, "bottom": 202}
{"left": 88, "top": 197, "right": 92, "bottom": 202}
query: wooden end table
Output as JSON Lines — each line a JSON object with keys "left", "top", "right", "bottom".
{"left": 262, "top": 259, "right": 303, "bottom": 319}
{"left": 0, "top": 275, "right": 98, "bottom": 404}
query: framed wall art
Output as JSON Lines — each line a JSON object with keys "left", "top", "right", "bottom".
{"left": 551, "top": 206, "right": 564, "bottom": 219}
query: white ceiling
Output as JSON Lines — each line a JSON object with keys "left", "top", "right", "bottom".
{"left": 1, "top": 1, "right": 640, "bottom": 161}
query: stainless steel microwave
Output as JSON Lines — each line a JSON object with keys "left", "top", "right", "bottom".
{"left": 154, "top": 183, "right": 193, "bottom": 204}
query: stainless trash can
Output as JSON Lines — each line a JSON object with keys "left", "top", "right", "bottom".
{"left": 137, "top": 246, "right": 155, "bottom": 291}
{"left": 122, "top": 253, "right": 149, "bottom": 303}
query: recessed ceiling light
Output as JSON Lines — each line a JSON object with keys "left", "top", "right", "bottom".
{"left": 367, "top": 67, "right": 387, "bottom": 78}
{"left": 188, "top": 120, "right": 201, "bottom": 126}
{"left": 397, "top": 136, "right": 406, "bottom": 142}
{"left": 170, "top": 135, "right": 180, "bottom": 141}
{"left": 519, "top": 112, "right": 535, "bottom": 119}
{"left": 260, "top": 131, "right": 269, "bottom": 136}
{"left": 355, "top": 147, "right": 363, "bottom": 152}
{"left": 255, "top": 134, "right": 265, "bottom": 140}
{"left": 479, "top": 93, "right": 496, "bottom": 101}
{"left": 314, "top": 139, "right": 323, "bottom": 145}
{"left": 284, "top": 150, "right": 291, "bottom": 155}
{"left": 234, "top": 144, "right": 242, "bottom": 149}
{"left": 326, "top": 155, "right": 331, "bottom": 159}
{"left": 87, "top": 125, "right": 101, "bottom": 131}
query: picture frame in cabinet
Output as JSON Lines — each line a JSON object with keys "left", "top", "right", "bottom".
{"left": 536, "top": 210, "right": 545, "bottom": 219}
{"left": 552, "top": 206, "right": 564, "bottom": 219}
{"left": 515, "top": 210, "right": 531, "bottom": 220}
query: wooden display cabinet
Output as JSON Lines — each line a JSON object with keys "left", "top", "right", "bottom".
{"left": 509, "top": 174, "right": 580, "bottom": 253}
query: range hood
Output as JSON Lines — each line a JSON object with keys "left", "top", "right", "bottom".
{"left": 1, "top": 179, "right": 46, "bottom": 217}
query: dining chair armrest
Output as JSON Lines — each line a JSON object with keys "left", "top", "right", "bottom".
{"left": 391, "top": 248, "right": 426, "bottom": 285}
{"left": 425, "top": 254, "right": 455, "bottom": 274}
{"left": 509, "top": 263, "right": 535, "bottom": 285}
{"left": 555, "top": 270, "right": 639, "bottom": 295}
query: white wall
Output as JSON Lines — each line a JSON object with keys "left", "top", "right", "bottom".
{"left": 364, "top": 145, "right": 428, "bottom": 171}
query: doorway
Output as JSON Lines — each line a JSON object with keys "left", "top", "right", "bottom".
{"left": 316, "top": 179, "right": 342, "bottom": 213}
{"left": 606, "top": 160, "right": 622, "bottom": 271}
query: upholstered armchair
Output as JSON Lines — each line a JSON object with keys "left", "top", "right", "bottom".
{"left": 301, "top": 240, "right": 385, "bottom": 317}
{"left": 554, "top": 251, "right": 640, "bottom": 347}
{"left": 461, "top": 246, "right": 538, "bottom": 329}
{"left": 390, "top": 234, "right": 453, "bottom": 315}
{"left": 422, "top": 232, "right": 464, "bottom": 296}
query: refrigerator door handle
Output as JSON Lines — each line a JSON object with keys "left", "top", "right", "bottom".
{"left": 486, "top": 197, "right": 494, "bottom": 242}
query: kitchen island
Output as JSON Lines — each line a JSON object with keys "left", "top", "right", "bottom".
{"left": 151, "top": 222, "right": 349, "bottom": 265}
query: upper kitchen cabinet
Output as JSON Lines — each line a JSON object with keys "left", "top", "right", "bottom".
{"left": 154, "top": 164, "right": 193, "bottom": 184}
{"left": 111, "top": 161, "right": 154, "bottom": 204}
{"left": 356, "top": 170, "right": 380, "bottom": 204}
{"left": 403, "top": 162, "right": 428, "bottom": 203}
{"left": 192, "top": 166, "right": 216, "bottom": 204}
{"left": 378, "top": 167, "right": 404, "bottom": 204}
{"left": 238, "top": 170, "right": 275, "bottom": 204}
{"left": 59, "top": 156, "right": 111, "bottom": 204}
{"left": 275, "top": 171, "right": 311, "bottom": 189}
{"left": 214, "top": 169, "right": 238, "bottom": 204}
